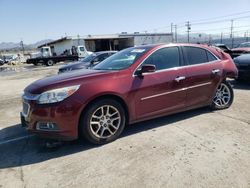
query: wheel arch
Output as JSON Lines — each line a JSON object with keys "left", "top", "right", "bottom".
{"left": 77, "top": 94, "right": 130, "bottom": 137}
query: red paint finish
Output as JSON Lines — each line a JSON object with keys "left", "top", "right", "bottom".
{"left": 21, "top": 44, "right": 238, "bottom": 140}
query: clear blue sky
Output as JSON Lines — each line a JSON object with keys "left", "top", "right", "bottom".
{"left": 0, "top": 0, "right": 250, "bottom": 43}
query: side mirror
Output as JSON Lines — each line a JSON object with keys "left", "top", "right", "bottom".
{"left": 136, "top": 64, "right": 156, "bottom": 77}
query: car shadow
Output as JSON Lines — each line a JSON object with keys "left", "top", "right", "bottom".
{"left": 0, "top": 107, "right": 211, "bottom": 169}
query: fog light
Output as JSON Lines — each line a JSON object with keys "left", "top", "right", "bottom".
{"left": 36, "top": 122, "right": 59, "bottom": 131}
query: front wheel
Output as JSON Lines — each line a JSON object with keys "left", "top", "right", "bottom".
{"left": 211, "top": 80, "right": 234, "bottom": 110}
{"left": 46, "top": 59, "right": 54, "bottom": 66}
{"left": 80, "top": 99, "right": 126, "bottom": 144}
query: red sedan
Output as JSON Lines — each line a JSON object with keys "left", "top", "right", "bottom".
{"left": 21, "top": 43, "right": 238, "bottom": 144}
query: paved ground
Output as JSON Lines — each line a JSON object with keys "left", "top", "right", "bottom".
{"left": 0, "top": 64, "right": 250, "bottom": 188}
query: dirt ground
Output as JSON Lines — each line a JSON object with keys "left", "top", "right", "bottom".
{"left": 0, "top": 64, "right": 250, "bottom": 188}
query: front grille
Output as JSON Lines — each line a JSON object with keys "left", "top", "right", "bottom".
{"left": 22, "top": 101, "right": 30, "bottom": 117}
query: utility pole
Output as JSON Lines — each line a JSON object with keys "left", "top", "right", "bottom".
{"left": 20, "top": 40, "right": 25, "bottom": 55}
{"left": 208, "top": 34, "right": 213, "bottom": 45}
{"left": 174, "top": 25, "right": 177, "bottom": 43}
{"left": 186, "top": 21, "right": 191, "bottom": 43}
{"left": 245, "top": 31, "right": 249, "bottom": 42}
{"left": 230, "top": 20, "right": 234, "bottom": 48}
{"left": 220, "top": 32, "right": 223, "bottom": 44}
{"left": 171, "top": 23, "right": 174, "bottom": 42}
{"left": 77, "top": 34, "right": 80, "bottom": 45}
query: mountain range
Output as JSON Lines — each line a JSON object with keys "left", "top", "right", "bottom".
{"left": 0, "top": 39, "right": 53, "bottom": 51}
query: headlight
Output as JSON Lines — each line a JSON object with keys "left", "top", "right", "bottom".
{"left": 37, "top": 85, "right": 80, "bottom": 104}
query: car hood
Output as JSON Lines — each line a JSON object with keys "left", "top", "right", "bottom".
{"left": 60, "top": 61, "right": 91, "bottom": 70}
{"left": 25, "top": 69, "right": 114, "bottom": 94}
{"left": 234, "top": 54, "right": 250, "bottom": 65}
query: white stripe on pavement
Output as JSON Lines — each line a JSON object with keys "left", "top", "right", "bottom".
{"left": 0, "top": 135, "right": 35, "bottom": 145}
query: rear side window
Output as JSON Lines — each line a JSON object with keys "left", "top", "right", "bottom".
{"left": 184, "top": 47, "right": 218, "bottom": 65}
{"left": 206, "top": 51, "right": 217, "bottom": 61}
{"left": 143, "top": 47, "right": 180, "bottom": 70}
{"left": 184, "top": 47, "right": 207, "bottom": 65}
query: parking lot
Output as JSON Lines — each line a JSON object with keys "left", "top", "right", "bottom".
{"left": 0, "top": 64, "right": 250, "bottom": 188}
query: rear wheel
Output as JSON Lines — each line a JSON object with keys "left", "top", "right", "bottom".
{"left": 46, "top": 59, "right": 54, "bottom": 66}
{"left": 211, "top": 80, "right": 234, "bottom": 110}
{"left": 80, "top": 99, "right": 126, "bottom": 144}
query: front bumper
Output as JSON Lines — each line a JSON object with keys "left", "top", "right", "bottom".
{"left": 20, "top": 98, "right": 84, "bottom": 141}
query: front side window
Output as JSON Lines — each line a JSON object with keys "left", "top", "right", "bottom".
{"left": 81, "top": 53, "right": 96, "bottom": 62}
{"left": 142, "top": 47, "right": 180, "bottom": 70}
{"left": 95, "top": 53, "right": 109, "bottom": 62}
{"left": 79, "top": 47, "right": 85, "bottom": 52}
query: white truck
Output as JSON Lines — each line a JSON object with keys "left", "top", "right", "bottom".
{"left": 27, "top": 45, "right": 92, "bottom": 66}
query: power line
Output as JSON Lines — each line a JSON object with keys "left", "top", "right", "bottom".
{"left": 190, "top": 10, "right": 250, "bottom": 23}
{"left": 141, "top": 10, "right": 250, "bottom": 33}
{"left": 192, "top": 15, "right": 250, "bottom": 26}
{"left": 189, "top": 24, "right": 250, "bottom": 33}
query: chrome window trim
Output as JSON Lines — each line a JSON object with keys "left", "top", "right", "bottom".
{"left": 133, "top": 45, "right": 220, "bottom": 77}
{"left": 141, "top": 82, "right": 212, "bottom": 101}
{"left": 132, "top": 45, "right": 182, "bottom": 77}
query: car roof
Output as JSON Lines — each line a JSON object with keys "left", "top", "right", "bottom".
{"left": 136, "top": 43, "right": 215, "bottom": 50}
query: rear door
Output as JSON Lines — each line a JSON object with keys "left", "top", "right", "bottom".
{"left": 182, "top": 46, "right": 222, "bottom": 107}
{"left": 133, "top": 46, "right": 187, "bottom": 119}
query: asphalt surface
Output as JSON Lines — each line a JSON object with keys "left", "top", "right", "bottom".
{"left": 0, "top": 64, "right": 250, "bottom": 188}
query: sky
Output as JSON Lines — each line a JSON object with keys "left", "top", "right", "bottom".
{"left": 0, "top": 0, "right": 250, "bottom": 43}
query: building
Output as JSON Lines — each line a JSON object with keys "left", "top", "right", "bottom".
{"left": 38, "top": 33, "right": 173, "bottom": 53}
{"left": 85, "top": 32, "right": 173, "bottom": 51}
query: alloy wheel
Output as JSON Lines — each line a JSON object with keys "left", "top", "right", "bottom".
{"left": 89, "top": 105, "right": 121, "bottom": 139}
{"left": 213, "top": 83, "right": 231, "bottom": 107}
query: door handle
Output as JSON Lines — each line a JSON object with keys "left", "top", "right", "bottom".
{"left": 212, "top": 69, "right": 220, "bottom": 74}
{"left": 175, "top": 76, "right": 186, "bottom": 82}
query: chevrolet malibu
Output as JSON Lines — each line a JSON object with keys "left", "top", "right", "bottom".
{"left": 21, "top": 44, "right": 238, "bottom": 144}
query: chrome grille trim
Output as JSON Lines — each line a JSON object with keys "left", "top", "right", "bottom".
{"left": 22, "top": 101, "right": 30, "bottom": 118}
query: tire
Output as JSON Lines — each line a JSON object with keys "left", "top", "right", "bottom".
{"left": 211, "top": 80, "right": 234, "bottom": 110}
{"left": 33, "top": 62, "right": 38, "bottom": 66}
{"left": 46, "top": 59, "right": 54, "bottom": 66}
{"left": 80, "top": 99, "right": 126, "bottom": 145}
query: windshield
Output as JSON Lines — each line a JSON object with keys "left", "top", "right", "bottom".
{"left": 81, "top": 53, "right": 96, "bottom": 62}
{"left": 239, "top": 43, "right": 250, "bottom": 48}
{"left": 93, "top": 47, "right": 150, "bottom": 70}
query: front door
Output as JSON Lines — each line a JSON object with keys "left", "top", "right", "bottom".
{"left": 132, "top": 46, "right": 187, "bottom": 119}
